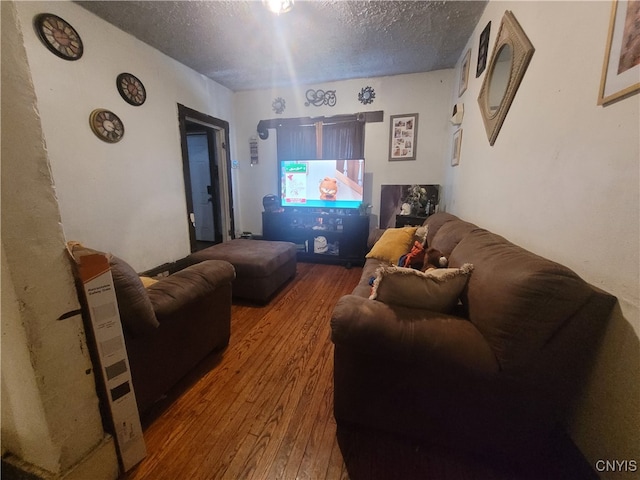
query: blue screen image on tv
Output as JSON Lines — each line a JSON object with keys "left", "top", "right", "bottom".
{"left": 279, "top": 159, "right": 364, "bottom": 209}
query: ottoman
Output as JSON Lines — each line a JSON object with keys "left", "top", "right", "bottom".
{"left": 187, "top": 239, "right": 297, "bottom": 303}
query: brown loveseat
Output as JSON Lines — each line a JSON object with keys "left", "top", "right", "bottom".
{"left": 330, "top": 213, "right": 616, "bottom": 455}
{"left": 69, "top": 244, "right": 235, "bottom": 413}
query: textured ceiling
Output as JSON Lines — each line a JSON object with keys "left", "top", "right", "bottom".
{"left": 76, "top": 0, "right": 487, "bottom": 92}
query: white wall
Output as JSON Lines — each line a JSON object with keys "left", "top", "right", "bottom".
{"left": 233, "top": 71, "right": 455, "bottom": 235}
{"left": 446, "top": 2, "right": 639, "bottom": 477}
{"left": 15, "top": 1, "right": 236, "bottom": 272}
{"left": 2, "top": 2, "right": 117, "bottom": 476}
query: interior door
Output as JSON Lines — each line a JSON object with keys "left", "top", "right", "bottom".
{"left": 178, "top": 104, "right": 234, "bottom": 252}
{"left": 187, "top": 133, "right": 215, "bottom": 242}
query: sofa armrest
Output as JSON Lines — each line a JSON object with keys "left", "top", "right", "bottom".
{"left": 367, "top": 228, "right": 387, "bottom": 248}
{"left": 330, "top": 294, "right": 499, "bottom": 376}
{"left": 147, "top": 260, "right": 235, "bottom": 318}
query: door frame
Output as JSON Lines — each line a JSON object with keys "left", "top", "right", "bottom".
{"left": 177, "top": 104, "right": 235, "bottom": 251}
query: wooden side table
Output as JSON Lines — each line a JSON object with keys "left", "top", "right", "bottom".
{"left": 395, "top": 214, "right": 428, "bottom": 227}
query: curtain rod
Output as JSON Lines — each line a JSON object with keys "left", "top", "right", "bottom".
{"left": 257, "top": 111, "right": 383, "bottom": 140}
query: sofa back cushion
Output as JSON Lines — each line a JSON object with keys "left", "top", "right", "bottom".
{"left": 423, "top": 212, "right": 461, "bottom": 247}
{"left": 449, "top": 230, "right": 593, "bottom": 372}
{"left": 429, "top": 219, "right": 481, "bottom": 257}
{"left": 109, "top": 255, "right": 160, "bottom": 337}
{"left": 67, "top": 242, "right": 159, "bottom": 337}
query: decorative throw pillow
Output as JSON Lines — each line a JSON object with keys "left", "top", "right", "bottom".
{"left": 365, "top": 226, "right": 418, "bottom": 264}
{"left": 369, "top": 263, "right": 474, "bottom": 312}
{"left": 139, "top": 276, "right": 159, "bottom": 288}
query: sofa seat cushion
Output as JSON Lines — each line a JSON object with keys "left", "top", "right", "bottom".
{"left": 188, "top": 239, "right": 296, "bottom": 278}
{"left": 331, "top": 295, "right": 499, "bottom": 375}
{"left": 450, "top": 230, "right": 593, "bottom": 372}
{"left": 369, "top": 264, "right": 474, "bottom": 312}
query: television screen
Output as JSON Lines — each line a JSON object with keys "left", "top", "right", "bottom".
{"left": 279, "top": 159, "right": 365, "bottom": 209}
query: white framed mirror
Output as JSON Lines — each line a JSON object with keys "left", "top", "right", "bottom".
{"left": 477, "top": 11, "right": 535, "bottom": 146}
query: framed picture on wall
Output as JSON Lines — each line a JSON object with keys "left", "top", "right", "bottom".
{"left": 389, "top": 113, "right": 419, "bottom": 161}
{"left": 476, "top": 21, "right": 491, "bottom": 77}
{"left": 459, "top": 49, "right": 471, "bottom": 96}
{"left": 451, "top": 129, "right": 463, "bottom": 166}
{"left": 597, "top": 0, "right": 640, "bottom": 105}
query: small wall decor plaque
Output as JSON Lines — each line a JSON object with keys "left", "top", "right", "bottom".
{"left": 305, "top": 89, "right": 337, "bottom": 107}
{"left": 358, "top": 86, "right": 375, "bottom": 105}
{"left": 458, "top": 48, "right": 471, "bottom": 97}
{"left": 250, "top": 136, "right": 258, "bottom": 165}
{"left": 451, "top": 128, "right": 463, "bottom": 166}
{"left": 272, "top": 97, "right": 286, "bottom": 114}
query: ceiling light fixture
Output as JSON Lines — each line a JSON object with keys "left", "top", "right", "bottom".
{"left": 263, "top": 0, "right": 294, "bottom": 15}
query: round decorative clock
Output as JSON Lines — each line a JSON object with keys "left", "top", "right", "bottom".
{"left": 116, "top": 73, "right": 146, "bottom": 106}
{"left": 89, "top": 109, "right": 125, "bottom": 143}
{"left": 34, "top": 13, "right": 83, "bottom": 61}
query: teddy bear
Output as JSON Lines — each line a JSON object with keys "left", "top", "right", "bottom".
{"left": 422, "top": 247, "right": 448, "bottom": 271}
{"left": 319, "top": 177, "right": 338, "bottom": 200}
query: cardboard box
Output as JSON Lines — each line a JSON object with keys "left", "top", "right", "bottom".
{"left": 72, "top": 251, "right": 146, "bottom": 472}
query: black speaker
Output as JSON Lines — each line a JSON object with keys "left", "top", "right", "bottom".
{"left": 262, "top": 194, "right": 278, "bottom": 212}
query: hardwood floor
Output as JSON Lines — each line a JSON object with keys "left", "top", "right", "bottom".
{"left": 121, "top": 263, "right": 596, "bottom": 480}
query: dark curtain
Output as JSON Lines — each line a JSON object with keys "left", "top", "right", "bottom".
{"left": 276, "top": 123, "right": 316, "bottom": 160}
{"left": 322, "top": 120, "right": 364, "bottom": 159}
{"left": 276, "top": 119, "right": 364, "bottom": 160}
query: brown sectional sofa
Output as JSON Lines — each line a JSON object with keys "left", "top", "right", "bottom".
{"left": 69, "top": 243, "right": 235, "bottom": 413}
{"left": 330, "top": 212, "right": 616, "bottom": 455}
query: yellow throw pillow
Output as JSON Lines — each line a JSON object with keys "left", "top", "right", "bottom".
{"left": 365, "top": 226, "right": 418, "bottom": 264}
{"left": 369, "top": 263, "right": 474, "bottom": 312}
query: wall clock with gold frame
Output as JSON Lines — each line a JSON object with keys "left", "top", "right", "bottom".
{"left": 89, "top": 109, "right": 125, "bottom": 143}
{"left": 117, "top": 73, "right": 147, "bottom": 106}
{"left": 34, "top": 13, "right": 83, "bottom": 61}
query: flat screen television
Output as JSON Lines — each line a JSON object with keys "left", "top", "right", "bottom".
{"left": 279, "top": 159, "right": 365, "bottom": 210}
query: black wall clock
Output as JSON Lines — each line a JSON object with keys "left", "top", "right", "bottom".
{"left": 117, "top": 73, "right": 146, "bottom": 106}
{"left": 34, "top": 13, "right": 83, "bottom": 61}
{"left": 89, "top": 109, "right": 125, "bottom": 143}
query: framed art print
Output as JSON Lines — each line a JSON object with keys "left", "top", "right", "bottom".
{"left": 597, "top": 0, "right": 640, "bottom": 105}
{"left": 477, "top": 21, "right": 491, "bottom": 77}
{"left": 459, "top": 49, "right": 471, "bottom": 97}
{"left": 389, "top": 113, "right": 419, "bottom": 161}
{"left": 451, "top": 129, "right": 463, "bottom": 167}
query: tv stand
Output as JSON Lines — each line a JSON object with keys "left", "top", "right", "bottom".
{"left": 262, "top": 210, "right": 369, "bottom": 267}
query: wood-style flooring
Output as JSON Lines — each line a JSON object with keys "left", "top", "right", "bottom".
{"left": 121, "top": 263, "right": 597, "bottom": 480}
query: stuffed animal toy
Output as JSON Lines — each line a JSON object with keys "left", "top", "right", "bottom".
{"left": 422, "top": 247, "right": 448, "bottom": 271}
{"left": 398, "top": 241, "right": 426, "bottom": 269}
{"left": 319, "top": 177, "right": 338, "bottom": 200}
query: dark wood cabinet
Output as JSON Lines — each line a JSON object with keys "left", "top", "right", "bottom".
{"left": 395, "top": 214, "right": 429, "bottom": 227}
{"left": 263, "top": 211, "right": 369, "bottom": 267}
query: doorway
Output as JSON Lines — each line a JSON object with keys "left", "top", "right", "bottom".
{"left": 178, "top": 104, "right": 235, "bottom": 252}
